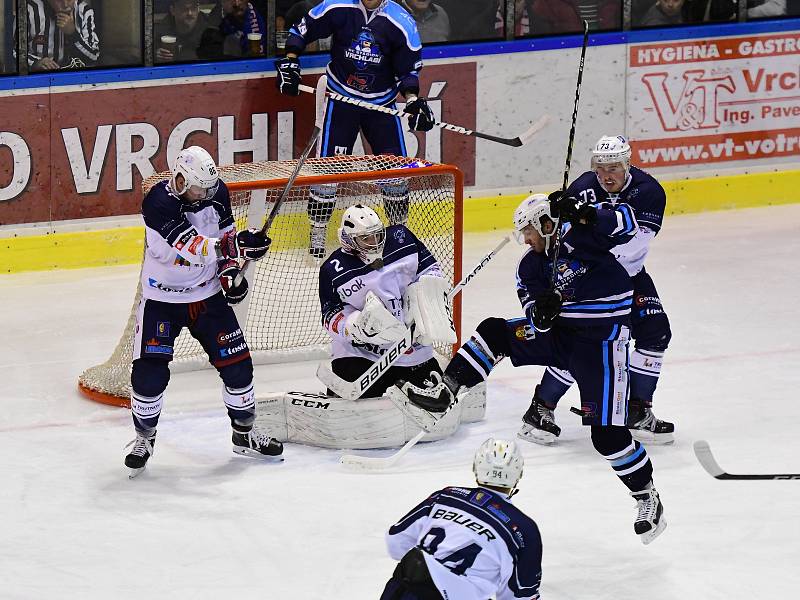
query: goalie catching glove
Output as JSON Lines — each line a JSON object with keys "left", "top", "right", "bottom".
{"left": 345, "top": 291, "right": 406, "bottom": 347}
{"left": 403, "top": 275, "right": 457, "bottom": 346}
{"left": 218, "top": 259, "right": 248, "bottom": 305}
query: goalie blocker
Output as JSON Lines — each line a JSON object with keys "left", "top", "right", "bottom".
{"left": 254, "top": 385, "right": 486, "bottom": 450}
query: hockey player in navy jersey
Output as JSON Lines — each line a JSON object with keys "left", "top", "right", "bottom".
{"left": 124, "top": 146, "right": 282, "bottom": 477}
{"left": 390, "top": 193, "right": 667, "bottom": 544}
{"left": 523, "top": 135, "right": 674, "bottom": 447}
{"left": 382, "top": 438, "right": 543, "bottom": 600}
{"left": 319, "top": 204, "right": 456, "bottom": 398}
{"left": 276, "top": 0, "right": 436, "bottom": 260}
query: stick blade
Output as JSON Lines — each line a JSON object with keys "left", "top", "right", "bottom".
{"left": 693, "top": 440, "right": 725, "bottom": 478}
{"left": 340, "top": 453, "right": 396, "bottom": 472}
{"left": 517, "top": 115, "right": 552, "bottom": 146}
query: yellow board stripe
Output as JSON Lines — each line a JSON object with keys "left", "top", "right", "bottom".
{"left": 2, "top": 170, "right": 799, "bottom": 273}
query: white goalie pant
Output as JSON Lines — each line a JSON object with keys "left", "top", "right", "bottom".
{"left": 254, "top": 384, "right": 486, "bottom": 449}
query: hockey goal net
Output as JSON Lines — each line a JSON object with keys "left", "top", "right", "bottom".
{"left": 78, "top": 155, "right": 463, "bottom": 407}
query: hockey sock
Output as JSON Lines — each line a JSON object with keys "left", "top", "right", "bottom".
{"left": 537, "top": 367, "right": 575, "bottom": 407}
{"left": 592, "top": 425, "right": 654, "bottom": 492}
{"left": 630, "top": 348, "right": 664, "bottom": 402}
{"left": 308, "top": 184, "right": 337, "bottom": 225}
{"left": 223, "top": 382, "right": 256, "bottom": 427}
{"left": 446, "top": 319, "right": 508, "bottom": 389}
{"left": 380, "top": 179, "right": 409, "bottom": 225}
{"left": 130, "top": 390, "right": 163, "bottom": 433}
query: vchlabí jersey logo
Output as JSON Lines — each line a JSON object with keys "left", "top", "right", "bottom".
{"left": 345, "top": 28, "right": 383, "bottom": 70}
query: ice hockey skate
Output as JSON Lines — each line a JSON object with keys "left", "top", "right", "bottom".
{"left": 387, "top": 372, "right": 454, "bottom": 432}
{"left": 232, "top": 425, "right": 284, "bottom": 460}
{"left": 628, "top": 398, "right": 674, "bottom": 445}
{"left": 124, "top": 431, "right": 156, "bottom": 479}
{"left": 307, "top": 222, "right": 328, "bottom": 266}
{"left": 630, "top": 485, "right": 666, "bottom": 545}
{"left": 517, "top": 394, "right": 561, "bottom": 445}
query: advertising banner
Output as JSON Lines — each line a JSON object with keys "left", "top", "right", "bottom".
{"left": 628, "top": 32, "right": 800, "bottom": 168}
{"left": 0, "top": 63, "right": 476, "bottom": 226}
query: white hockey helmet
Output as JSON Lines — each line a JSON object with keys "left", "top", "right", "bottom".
{"left": 473, "top": 438, "right": 524, "bottom": 491}
{"left": 512, "top": 193, "right": 559, "bottom": 246}
{"left": 591, "top": 135, "right": 632, "bottom": 175}
{"left": 338, "top": 204, "right": 386, "bottom": 264}
{"left": 170, "top": 146, "right": 220, "bottom": 202}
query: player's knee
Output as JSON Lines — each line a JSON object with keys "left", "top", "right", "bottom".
{"left": 590, "top": 425, "right": 633, "bottom": 455}
{"left": 634, "top": 314, "right": 671, "bottom": 352}
{"left": 218, "top": 358, "right": 254, "bottom": 390}
{"left": 131, "top": 358, "right": 170, "bottom": 397}
{"left": 474, "top": 317, "right": 511, "bottom": 358}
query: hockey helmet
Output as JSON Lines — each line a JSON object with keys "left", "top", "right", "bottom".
{"left": 512, "top": 193, "right": 558, "bottom": 247}
{"left": 338, "top": 204, "right": 386, "bottom": 264}
{"left": 171, "top": 146, "right": 220, "bottom": 203}
{"left": 591, "top": 135, "right": 632, "bottom": 176}
{"left": 473, "top": 438, "right": 524, "bottom": 491}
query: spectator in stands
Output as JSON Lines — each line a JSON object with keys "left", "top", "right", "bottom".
{"left": 436, "top": 0, "right": 498, "bottom": 41}
{"left": 494, "top": 0, "right": 533, "bottom": 37}
{"left": 403, "top": 0, "right": 451, "bottom": 43}
{"left": 530, "top": 0, "right": 621, "bottom": 34}
{"left": 155, "top": 0, "right": 211, "bottom": 63}
{"left": 16, "top": 0, "right": 100, "bottom": 71}
{"left": 747, "top": 0, "right": 787, "bottom": 16}
{"left": 638, "top": 0, "right": 686, "bottom": 25}
{"left": 198, "top": 0, "right": 265, "bottom": 59}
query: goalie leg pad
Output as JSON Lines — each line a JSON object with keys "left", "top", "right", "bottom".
{"left": 403, "top": 275, "right": 456, "bottom": 346}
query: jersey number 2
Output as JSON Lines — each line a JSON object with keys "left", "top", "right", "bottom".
{"left": 420, "top": 527, "right": 483, "bottom": 576}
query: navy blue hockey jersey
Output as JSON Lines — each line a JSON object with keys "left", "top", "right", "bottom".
{"left": 319, "top": 224, "right": 441, "bottom": 365}
{"left": 568, "top": 166, "right": 666, "bottom": 275}
{"left": 286, "top": 0, "right": 422, "bottom": 105}
{"left": 517, "top": 203, "right": 637, "bottom": 329}
{"left": 386, "top": 486, "right": 543, "bottom": 600}
{"left": 141, "top": 180, "right": 235, "bottom": 303}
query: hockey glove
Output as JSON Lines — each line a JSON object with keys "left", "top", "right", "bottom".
{"left": 275, "top": 57, "right": 301, "bottom": 96}
{"left": 405, "top": 97, "right": 435, "bottom": 132}
{"left": 549, "top": 190, "right": 597, "bottom": 225}
{"left": 219, "top": 229, "right": 272, "bottom": 261}
{"left": 218, "top": 260, "right": 249, "bottom": 305}
{"left": 532, "top": 290, "right": 562, "bottom": 332}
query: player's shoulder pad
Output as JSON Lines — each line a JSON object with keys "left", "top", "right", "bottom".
{"left": 567, "top": 171, "right": 600, "bottom": 194}
{"left": 629, "top": 166, "right": 665, "bottom": 193}
{"left": 142, "top": 181, "right": 182, "bottom": 222}
{"left": 309, "top": 0, "right": 359, "bottom": 19}
{"left": 382, "top": 1, "right": 422, "bottom": 51}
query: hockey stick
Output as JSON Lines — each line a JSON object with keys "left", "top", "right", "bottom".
{"left": 297, "top": 83, "right": 550, "bottom": 148}
{"left": 317, "top": 236, "right": 511, "bottom": 400}
{"left": 694, "top": 440, "right": 800, "bottom": 480}
{"left": 234, "top": 75, "right": 328, "bottom": 286}
{"left": 549, "top": 20, "right": 589, "bottom": 289}
{"left": 340, "top": 429, "right": 426, "bottom": 471}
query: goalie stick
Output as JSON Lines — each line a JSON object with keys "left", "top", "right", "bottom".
{"left": 317, "top": 236, "right": 511, "bottom": 400}
{"left": 694, "top": 440, "right": 800, "bottom": 480}
{"left": 235, "top": 75, "right": 328, "bottom": 286}
{"left": 297, "top": 83, "right": 550, "bottom": 148}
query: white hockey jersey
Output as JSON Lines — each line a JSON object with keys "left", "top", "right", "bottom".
{"left": 140, "top": 180, "right": 234, "bottom": 303}
{"left": 386, "top": 486, "right": 543, "bottom": 600}
{"left": 319, "top": 224, "right": 442, "bottom": 367}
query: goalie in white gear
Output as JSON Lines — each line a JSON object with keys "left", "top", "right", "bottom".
{"left": 382, "top": 438, "right": 543, "bottom": 600}
{"left": 318, "top": 204, "right": 456, "bottom": 398}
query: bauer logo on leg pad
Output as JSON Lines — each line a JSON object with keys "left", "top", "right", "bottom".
{"left": 358, "top": 336, "right": 410, "bottom": 393}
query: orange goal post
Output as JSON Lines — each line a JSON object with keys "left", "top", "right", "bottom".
{"left": 78, "top": 155, "right": 463, "bottom": 407}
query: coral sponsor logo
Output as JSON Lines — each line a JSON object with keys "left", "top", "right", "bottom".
{"left": 217, "top": 328, "right": 243, "bottom": 345}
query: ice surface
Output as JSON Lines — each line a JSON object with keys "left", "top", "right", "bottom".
{"left": 2, "top": 205, "right": 800, "bottom": 599}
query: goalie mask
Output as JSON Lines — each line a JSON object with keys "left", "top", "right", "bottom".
{"left": 170, "top": 146, "right": 220, "bottom": 203}
{"left": 338, "top": 204, "right": 386, "bottom": 264}
{"left": 591, "top": 135, "right": 632, "bottom": 178}
{"left": 473, "top": 438, "right": 524, "bottom": 492}
{"left": 513, "top": 193, "right": 559, "bottom": 251}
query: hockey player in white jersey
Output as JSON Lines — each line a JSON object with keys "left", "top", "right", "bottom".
{"left": 521, "top": 135, "right": 675, "bottom": 446}
{"left": 124, "top": 146, "right": 282, "bottom": 477}
{"left": 319, "top": 204, "right": 456, "bottom": 398}
{"left": 382, "top": 438, "right": 543, "bottom": 600}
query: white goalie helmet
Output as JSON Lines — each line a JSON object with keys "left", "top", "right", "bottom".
{"left": 170, "top": 146, "right": 220, "bottom": 203}
{"left": 512, "top": 193, "right": 559, "bottom": 245}
{"left": 338, "top": 204, "right": 386, "bottom": 264}
{"left": 473, "top": 438, "right": 524, "bottom": 491}
{"left": 591, "top": 135, "right": 632, "bottom": 175}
